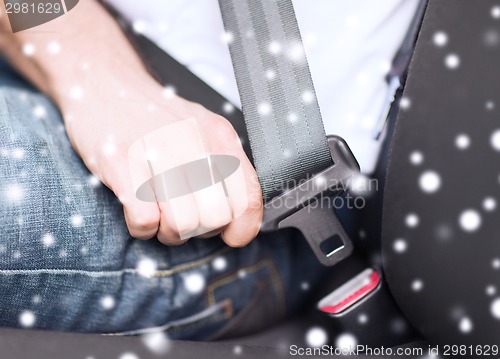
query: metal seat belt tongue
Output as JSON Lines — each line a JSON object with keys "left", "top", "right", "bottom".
{"left": 217, "top": 0, "right": 359, "bottom": 266}
{"left": 261, "top": 136, "right": 359, "bottom": 266}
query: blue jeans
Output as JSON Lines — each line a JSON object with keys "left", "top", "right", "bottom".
{"left": 0, "top": 59, "right": 328, "bottom": 340}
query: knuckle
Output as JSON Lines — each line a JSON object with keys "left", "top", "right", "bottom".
{"left": 130, "top": 215, "right": 159, "bottom": 232}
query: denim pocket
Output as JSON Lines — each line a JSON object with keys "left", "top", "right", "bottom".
{"left": 108, "top": 297, "right": 233, "bottom": 339}
{"left": 205, "top": 258, "right": 287, "bottom": 340}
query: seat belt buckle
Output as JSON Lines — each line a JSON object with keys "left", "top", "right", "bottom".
{"left": 261, "top": 135, "right": 360, "bottom": 266}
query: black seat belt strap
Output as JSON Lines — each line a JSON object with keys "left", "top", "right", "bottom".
{"left": 217, "top": 0, "right": 333, "bottom": 201}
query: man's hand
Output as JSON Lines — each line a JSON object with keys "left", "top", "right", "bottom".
{"left": 64, "top": 82, "right": 262, "bottom": 246}
{"left": 0, "top": 0, "right": 263, "bottom": 246}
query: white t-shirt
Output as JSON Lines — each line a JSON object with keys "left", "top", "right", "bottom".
{"left": 105, "top": 0, "right": 419, "bottom": 173}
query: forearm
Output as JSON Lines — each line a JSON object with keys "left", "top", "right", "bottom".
{"left": 0, "top": 0, "right": 155, "bottom": 111}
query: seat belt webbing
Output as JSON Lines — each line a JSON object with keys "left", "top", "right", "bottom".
{"left": 217, "top": 0, "right": 332, "bottom": 201}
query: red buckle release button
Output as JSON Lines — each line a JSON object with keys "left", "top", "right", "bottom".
{"left": 318, "top": 268, "right": 381, "bottom": 315}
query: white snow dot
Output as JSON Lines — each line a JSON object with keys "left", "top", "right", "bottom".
{"left": 81, "top": 62, "right": 90, "bottom": 71}
{"left": 459, "top": 209, "right": 482, "bottom": 232}
{"left": 162, "top": 85, "right": 176, "bottom": 99}
{"left": 288, "top": 112, "right": 298, "bottom": 123}
{"left": 433, "top": 31, "right": 448, "bottom": 47}
{"left": 419, "top": 171, "right": 441, "bottom": 193}
{"left": 490, "top": 129, "right": 500, "bottom": 151}
{"left": 257, "top": 102, "right": 271, "bottom": 116}
{"left": 6, "top": 184, "right": 24, "bottom": 202}
{"left": 141, "top": 332, "right": 171, "bottom": 355}
{"left": 412, "top": 279, "right": 424, "bottom": 292}
{"left": 483, "top": 197, "right": 497, "bottom": 212}
{"left": 132, "top": 19, "right": 148, "bottom": 34}
{"left": 491, "top": 298, "right": 500, "bottom": 319}
{"left": 409, "top": 151, "right": 424, "bottom": 165}
{"left": 288, "top": 42, "right": 305, "bottom": 62}
{"left": 19, "top": 310, "right": 36, "bottom": 327}
{"left": 393, "top": 239, "right": 408, "bottom": 253}
{"left": 459, "top": 317, "right": 473, "bottom": 334}
{"left": 47, "top": 41, "right": 61, "bottom": 54}
{"left": 80, "top": 246, "right": 89, "bottom": 255}
{"left": 22, "top": 43, "right": 35, "bottom": 56}
{"left": 265, "top": 69, "right": 276, "bottom": 80}
{"left": 212, "top": 256, "right": 227, "bottom": 271}
{"left": 405, "top": 213, "right": 419, "bottom": 228}
{"left": 493, "top": 258, "right": 500, "bottom": 269}
{"left": 492, "top": 6, "right": 500, "bottom": 19}
{"left": 315, "top": 175, "right": 326, "bottom": 187}
{"left": 222, "top": 102, "right": 234, "bottom": 114}
{"left": 378, "top": 60, "right": 391, "bottom": 75}
{"left": 486, "top": 285, "right": 497, "bottom": 297}
{"left": 349, "top": 174, "right": 372, "bottom": 196}
{"left": 305, "top": 327, "right": 328, "bottom": 348}
{"left": 301, "top": 281, "right": 310, "bottom": 291}
{"left": 41, "top": 233, "right": 55, "bottom": 248}
{"left": 102, "top": 141, "right": 117, "bottom": 157}
{"left": 486, "top": 101, "right": 495, "bottom": 110}
{"left": 184, "top": 272, "right": 205, "bottom": 294}
{"left": 70, "top": 214, "right": 84, "bottom": 228}
{"left": 358, "top": 314, "right": 369, "bottom": 325}
{"left": 100, "top": 295, "right": 115, "bottom": 310}
{"left": 12, "top": 148, "right": 25, "bottom": 159}
{"left": 400, "top": 97, "right": 411, "bottom": 110}
{"left": 88, "top": 175, "right": 101, "bottom": 188}
{"left": 445, "top": 54, "right": 460, "bottom": 69}
{"left": 269, "top": 41, "right": 282, "bottom": 54}
{"left": 136, "top": 258, "right": 157, "bottom": 277}
{"left": 119, "top": 353, "right": 139, "bottom": 359}
{"left": 221, "top": 31, "right": 234, "bottom": 44}
{"left": 301, "top": 90, "right": 315, "bottom": 104}
{"left": 233, "top": 345, "right": 243, "bottom": 355}
{"left": 335, "top": 333, "right": 357, "bottom": 350}
{"left": 455, "top": 134, "right": 470, "bottom": 150}
{"left": 33, "top": 105, "right": 47, "bottom": 119}
{"left": 70, "top": 86, "right": 84, "bottom": 100}
{"left": 486, "top": 29, "right": 500, "bottom": 46}
{"left": 32, "top": 295, "right": 41, "bottom": 304}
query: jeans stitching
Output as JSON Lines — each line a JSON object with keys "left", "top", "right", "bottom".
{"left": 0, "top": 246, "right": 233, "bottom": 277}
{"left": 105, "top": 298, "right": 233, "bottom": 336}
